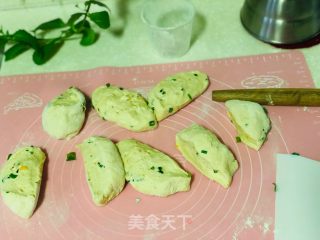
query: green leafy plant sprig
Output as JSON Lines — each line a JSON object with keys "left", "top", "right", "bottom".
{"left": 0, "top": 0, "right": 110, "bottom": 65}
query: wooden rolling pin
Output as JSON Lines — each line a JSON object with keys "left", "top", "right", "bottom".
{"left": 212, "top": 88, "right": 320, "bottom": 106}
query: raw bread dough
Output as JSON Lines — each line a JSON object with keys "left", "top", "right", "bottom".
{"left": 42, "top": 87, "right": 86, "bottom": 140}
{"left": 176, "top": 124, "right": 238, "bottom": 188}
{"left": 148, "top": 71, "right": 209, "bottom": 121}
{"left": 0, "top": 146, "right": 46, "bottom": 218}
{"left": 92, "top": 84, "right": 157, "bottom": 132}
{"left": 225, "top": 100, "right": 271, "bottom": 150}
{"left": 117, "top": 139, "right": 191, "bottom": 197}
{"left": 77, "top": 136, "right": 125, "bottom": 206}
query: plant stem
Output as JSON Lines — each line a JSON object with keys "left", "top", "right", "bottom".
{"left": 82, "top": 1, "right": 92, "bottom": 28}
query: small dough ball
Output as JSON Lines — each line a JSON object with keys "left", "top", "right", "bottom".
{"left": 42, "top": 87, "right": 86, "bottom": 140}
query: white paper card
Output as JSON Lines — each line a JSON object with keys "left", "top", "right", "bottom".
{"left": 275, "top": 154, "right": 320, "bottom": 240}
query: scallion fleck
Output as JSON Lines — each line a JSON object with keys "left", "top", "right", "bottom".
{"left": 149, "top": 120, "right": 156, "bottom": 126}
{"left": 201, "top": 150, "right": 207, "bottom": 154}
{"left": 272, "top": 182, "right": 278, "bottom": 192}
{"left": 8, "top": 173, "right": 18, "bottom": 179}
{"left": 97, "top": 162, "right": 105, "bottom": 168}
{"left": 66, "top": 152, "right": 76, "bottom": 161}
{"left": 158, "top": 166, "right": 164, "bottom": 174}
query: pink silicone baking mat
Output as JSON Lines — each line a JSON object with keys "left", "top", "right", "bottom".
{"left": 0, "top": 51, "right": 319, "bottom": 240}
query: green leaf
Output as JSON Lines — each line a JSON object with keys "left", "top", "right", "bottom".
{"left": 32, "top": 40, "right": 63, "bottom": 65}
{"left": 80, "top": 28, "right": 98, "bottom": 46}
{"left": 85, "top": 0, "right": 111, "bottom": 12}
{"left": 0, "top": 37, "right": 7, "bottom": 52}
{"left": 67, "top": 13, "right": 84, "bottom": 26}
{"left": 74, "top": 20, "right": 91, "bottom": 32}
{"left": 59, "top": 28, "right": 74, "bottom": 40}
{"left": 4, "top": 43, "right": 30, "bottom": 61}
{"left": 12, "top": 30, "right": 37, "bottom": 49}
{"left": 34, "top": 18, "right": 66, "bottom": 31}
{"left": 89, "top": 11, "right": 110, "bottom": 29}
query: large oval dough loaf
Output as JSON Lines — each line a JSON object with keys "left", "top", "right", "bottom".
{"left": 92, "top": 84, "right": 157, "bottom": 132}
{"left": 176, "top": 124, "right": 238, "bottom": 188}
{"left": 77, "top": 136, "right": 125, "bottom": 206}
{"left": 0, "top": 146, "right": 46, "bottom": 218}
{"left": 117, "top": 139, "right": 191, "bottom": 197}
{"left": 148, "top": 71, "right": 209, "bottom": 121}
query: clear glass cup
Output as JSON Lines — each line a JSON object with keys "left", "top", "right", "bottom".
{"left": 141, "top": 0, "right": 195, "bottom": 58}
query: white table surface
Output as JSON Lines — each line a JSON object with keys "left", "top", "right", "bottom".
{"left": 0, "top": 0, "right": 319, "bottom": 87}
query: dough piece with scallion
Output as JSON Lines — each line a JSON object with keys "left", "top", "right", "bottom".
{"left": 117, "top": 139, "right": 191, "bottom": 197}
{"left": 92, "top": 84, "right": 157, "bottom": 132}
{"left": 0, "top": 146, "right": 46, "bottom": 218}
{"left": 148, "top": 71, "right": 209, "bottom": 121}
{"left": 176, "top": 124, "right": 238, "bottom": 188}
{"left": 42, "top": 87, "right": 86, "bottom": 140}
{"left": 225, "top": 100, "right": 271, "bottom": 150}
{"left": 77, "top": 136, "right": 125, "bottom": 206}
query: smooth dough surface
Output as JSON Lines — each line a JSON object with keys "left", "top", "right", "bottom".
{"left": 42, "top": 87, "right": 86, "bottom": 139}
{"left": 225, "top": 100, "right": 271, "bottom": 150}
{"left": 148, "top": 71, "right": 209, "bottom": 121}
{"left": 0, "top": 146, "right": 46, "bottom": 218}
{"left": 117, "top": 139, "right": 191, "bottom": 197}
{"left": 92, "top": 84, "right": 157, "bottom": 132}
{"left": 176, "top": 124, "right": 238, "bottom": 188}
{"left": 77, "top": 136, "right": 125, "bottom": 206}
